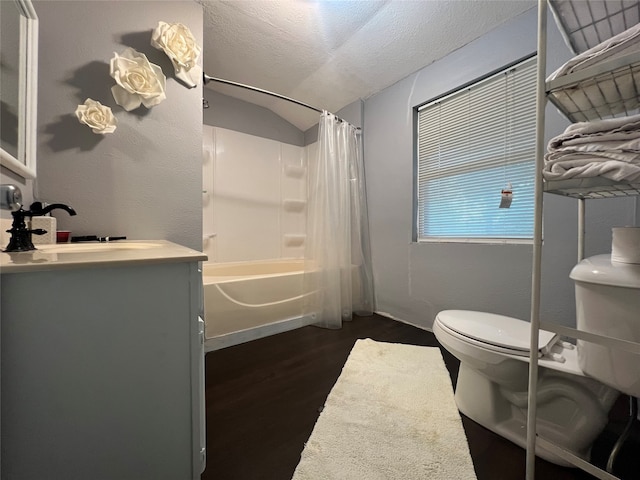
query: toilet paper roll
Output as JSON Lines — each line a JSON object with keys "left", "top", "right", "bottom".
{"left": 612, "top": 227, "right": 640, "bottom": 264}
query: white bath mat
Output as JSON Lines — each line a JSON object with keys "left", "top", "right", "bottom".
{"left": 292, "top": 338, "right": 477, "bottom": 480}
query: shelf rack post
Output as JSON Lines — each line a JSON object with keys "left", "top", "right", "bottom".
{"left": 526, "top": 1, "right": 548, "bottom": 479}
{"left": 526, "top": 1, "right": 640, "bottom": 478}
{"left": 578, "top": 198, "right": 585, "bottom": 261}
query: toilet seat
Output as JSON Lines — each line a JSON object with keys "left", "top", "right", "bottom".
{"left": 435, "top": 310, "right": 587, "bottom": 376}
{"left": 435, "top": 310, "right": 559, "bottom": 357}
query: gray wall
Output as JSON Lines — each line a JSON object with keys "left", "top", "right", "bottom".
{"left": 34, "top": 1, "right": 203, "bottom": 251}
{"left": 363, "top": 7, "right": 638, "bottom": 330}
{"left": 202, "top": 86, "right": 363, "bottom": 148}
{"left": 203, "top": 88, "right": 304, "bottom": 146}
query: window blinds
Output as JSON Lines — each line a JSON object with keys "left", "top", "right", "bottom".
{"left": 416, "top": 56, "right": 537, "bottom": 241}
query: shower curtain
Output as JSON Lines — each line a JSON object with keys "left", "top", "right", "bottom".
{"left": 304, "top": 111, "right": 374, "bottom": 329}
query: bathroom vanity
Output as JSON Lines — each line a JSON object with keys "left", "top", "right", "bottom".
{"left": 0, "top": 240, "right": 207, "bottom": 480}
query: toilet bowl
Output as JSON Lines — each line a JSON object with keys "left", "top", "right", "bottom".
{"left": 433, "top": 310, "right": 619, "bottom": 466}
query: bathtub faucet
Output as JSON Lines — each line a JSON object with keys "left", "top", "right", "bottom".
{"left": 4, "top": 201, "right": 77, "bottom": 252}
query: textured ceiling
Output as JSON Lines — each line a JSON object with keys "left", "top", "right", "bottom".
{"left": 199, "top": 0, "right": 536, "bottom": 131}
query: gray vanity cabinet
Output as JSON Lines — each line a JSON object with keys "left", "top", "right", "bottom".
{"left": 0, "top": 245, "right": 206, "bottom": 480}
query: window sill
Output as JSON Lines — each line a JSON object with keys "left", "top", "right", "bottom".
{"left": 416, "top": 237, "right": 533, "bottom": 245}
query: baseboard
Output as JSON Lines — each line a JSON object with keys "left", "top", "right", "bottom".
{"left": 204, "top": 314, "right": 316, "bottom": 352}
{"left": 374, "top": 310, "right": 434, "bottom": 333}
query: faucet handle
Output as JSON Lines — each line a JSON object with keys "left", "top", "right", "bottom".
{"left": 29, "top": 202, "right": 44, "bottom": 215}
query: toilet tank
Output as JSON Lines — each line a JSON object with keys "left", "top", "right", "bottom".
{"left": 570, "top": 254, "right": 640, "bottom": 397}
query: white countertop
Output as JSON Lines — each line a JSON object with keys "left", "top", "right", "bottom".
{"left": 0, "top": 240, "right": 207, "bottom": 273}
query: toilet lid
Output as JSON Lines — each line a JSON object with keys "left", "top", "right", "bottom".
{"left": 436, "top": 310, "right": 558, "bottom": 355}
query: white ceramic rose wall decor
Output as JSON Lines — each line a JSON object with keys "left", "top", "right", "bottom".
{"left": 75, "top": 98, "right": 117, "bottom": 134}
{"left": 74, "top": 23, "right": 199, "bottom": 132}
{"left": 110, "top": 47, "right": 167, "bottom": 111}
{"left": 151, "top": 21, "right": 201, "bottom": 88}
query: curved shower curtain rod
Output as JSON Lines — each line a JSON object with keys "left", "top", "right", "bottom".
{"left": 202, "top": 73, "right": 360, "bottom": 129}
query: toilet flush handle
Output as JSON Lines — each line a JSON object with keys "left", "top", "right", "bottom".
{"left": 559, "top": 341, "right": 575, "bottom": 350}
{"left": 548, "top": 352, "right": 566, "bottom": 363}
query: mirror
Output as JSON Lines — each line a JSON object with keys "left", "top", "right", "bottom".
{"left": 0, "top": 0, "right": 38, "bottom": 179}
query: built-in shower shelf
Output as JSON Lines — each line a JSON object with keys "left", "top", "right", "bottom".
{"left": 283, "top": 234, "right": 305, "bottom": 247}
{"left": 283, "top": 199, "right": 307, "bottom": 212}
{"left": 284, "top": 165, "right": 306, "bottom": 178}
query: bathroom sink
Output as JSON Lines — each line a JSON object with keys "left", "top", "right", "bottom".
{"left": 37, "top": 242, "right": 164, "bottom": 254}
{"left": 1, "top": 240, "right": 206, "bottom": 274}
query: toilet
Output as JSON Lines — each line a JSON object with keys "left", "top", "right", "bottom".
{"left": 433, "top": 310, "right": 619, "bottom": 466}
{"left": 571, "top": 254, "right": 640, "bottom": 398}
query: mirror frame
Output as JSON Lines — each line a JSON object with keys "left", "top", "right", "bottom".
{"left": 0, "top": 0, "right": 38, "bottom": 179}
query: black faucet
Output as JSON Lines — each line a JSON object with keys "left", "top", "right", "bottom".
{"left": 4, "top": 202, "right": 77, "bottom": 252}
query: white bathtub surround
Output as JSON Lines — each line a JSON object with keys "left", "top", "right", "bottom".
{"left": 202, "top": 258, "right": 367, "bottom": 350}
{"left": 201, "top": 118, "right": 374, "bottom": 341}
{"left": 283, "top": 234, "right": 306, "bottom": 247}
{"left": 304, "top": 112, "right": 375, "bottom": 329}
{"left": 202, "top": 259, "right": 315, "bottom": 350}
{"left": 202, "top": 126, "right": 307, "bottom": 262}
{"left": 292, "top": 339, "right": 477, "bottom": 480}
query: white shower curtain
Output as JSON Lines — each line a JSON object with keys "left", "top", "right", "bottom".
{"left": 304, "top": 111, "right": 374, "bottom": 329}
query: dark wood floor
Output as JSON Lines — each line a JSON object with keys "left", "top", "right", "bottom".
{"left": 202, "top": 314, "right": 639, "bottom": 480}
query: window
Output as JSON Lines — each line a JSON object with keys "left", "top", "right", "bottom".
{"left": 416, "top": 56, "right": 537, "bottom": 242}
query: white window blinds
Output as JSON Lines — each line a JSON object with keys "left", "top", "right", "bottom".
{"left": 416, "top": 56, "right": 537, "bottom": 241}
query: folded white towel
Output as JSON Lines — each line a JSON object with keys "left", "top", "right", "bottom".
{"left": 547, "top": 147, "right": 640, "bottom": 165}
{"left": 561, "top": 130, "right": 640, "bottom": 146}
{"left": 544, "top": 113, "right": 640, "bottom": 182}
{"left": 548, "top": 23, "right": 640, "bottom": 81}
{"left": 560, "top": 113, "right": 640, "bottom": 135}
{"left": 543, "top": 156, "right": 640, "bottom": 182}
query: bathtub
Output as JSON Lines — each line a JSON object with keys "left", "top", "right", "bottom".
{"left": 202, "top": 259, "right": 315, "bottom": 351}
